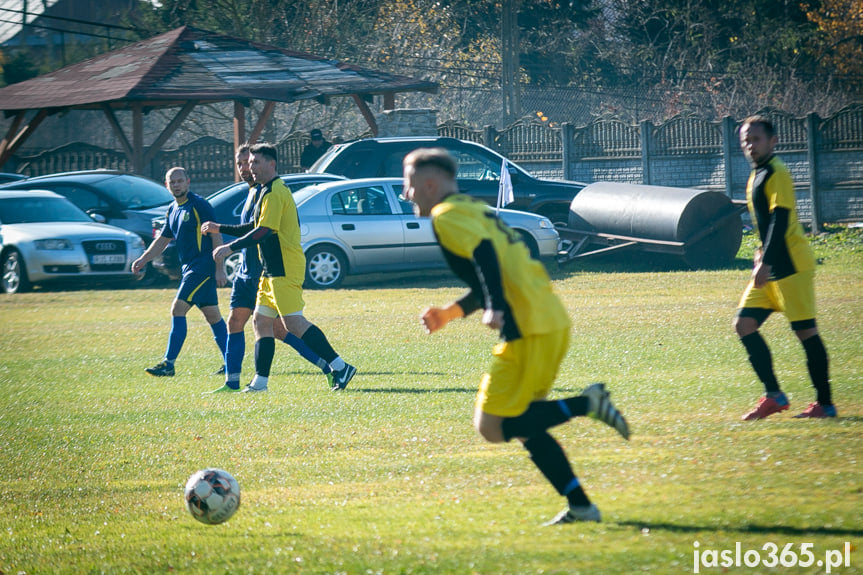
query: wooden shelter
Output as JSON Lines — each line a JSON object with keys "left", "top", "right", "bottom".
{"left": 0, "top": 25, "right": 438, "bottom": 173}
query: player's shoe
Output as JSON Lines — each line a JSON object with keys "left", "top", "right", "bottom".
{"left": 145, "top": 360, "right": 175, "bottom": 377}
{"left": 544, "top": 504, "right": 601, "bottom": 526}
{"left": 580, "top": 383, "right": 630, "bottom": 440}
{"left": 331, "top": 363, "right": 356, "bottom": 391}
{"left": 325, "top": 371, "right": 335, "bottom": 389}
{"left": 207, "top": 383, "right": 241, "bottom": 394}
{"left": 793, "top": 403, "right": 837, "bottom": 418}
{"left": 741, "top": 393, "right": 789, "bottom": 421}
{"left": 240, "top": 383, "right": 268, "bottom": 393}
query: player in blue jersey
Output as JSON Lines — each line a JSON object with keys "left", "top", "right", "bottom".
{"left": 206, "top": 144, "right": 332, "bottom": 393}
{"left": 132, "top": 167, "right": 228, "bottom": 377}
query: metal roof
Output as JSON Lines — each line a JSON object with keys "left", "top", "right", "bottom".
{"left": 0, "top": 25, "right": 438, "bottom": 111}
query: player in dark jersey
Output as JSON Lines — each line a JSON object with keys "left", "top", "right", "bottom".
{"left": 206, "top": 144, "right": 331, "bottom": 393}
{"left": 735, "top": 116, "right": 836, "bottom": 419}
{"left": 132, "top": 167, "right": 227, "bottom": 377}
{"left": 403, "top": 147, "right": 629, "bottom": 525}
{"left": 209, "top": 143, "right": 355, "bottom": 392}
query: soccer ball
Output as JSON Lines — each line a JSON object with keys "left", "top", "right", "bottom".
{"left": 184, "top": 468, "right": 241, "bottom": 525}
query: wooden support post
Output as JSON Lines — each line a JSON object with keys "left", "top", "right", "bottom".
{"left": 132, "top": 103, "right": 144, "bottom": 174}
{"left": 249, "top": 101, "right": 276, "bottom": 145}
{"left": 352, "top": 94, "right": 378, "bottom": 136}
{"left": 0, "top": 108, "right": 50, "bottom": 168}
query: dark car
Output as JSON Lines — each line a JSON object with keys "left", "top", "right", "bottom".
{"left": 0, "top": 170, "right": 175, "bottom": 282}
{"left": 0, "top": 172, "right": 27, "bottom": 184}
{"left": 309, "top": 136, "right": 585, "bottom": 227}
{"left": 151, "top": 173, "right": 346, "bottom": 281}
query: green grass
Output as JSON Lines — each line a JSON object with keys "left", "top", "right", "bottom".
{"left": 1, "top": 227, "right": 861, "bottom": 574}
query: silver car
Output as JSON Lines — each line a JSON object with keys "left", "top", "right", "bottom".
{"left": 0, "top": 190, "right": 146, "bottom": 293}
{"left": 295, "top": 178, "right": 560, "bottom": 288}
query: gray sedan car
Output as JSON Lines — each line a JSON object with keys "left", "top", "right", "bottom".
{"left": 295, "top": 178, "right": 560, "bottom": 288}
{"left": 0, "top": 190, "right": 146, "bottom": 293}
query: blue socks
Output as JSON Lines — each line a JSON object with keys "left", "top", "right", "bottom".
{"left": 165, "top": 316, "right": 187, "bottom": 362}
{"left": 283, "top": 333, "right": 331, "bottom": 374}
{"left": 210, "top": 319, "right": 228, "bottom": 357}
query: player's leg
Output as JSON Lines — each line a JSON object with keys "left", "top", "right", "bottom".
{"left": 273, "top": 318, "right": 332, "bottom": 382}
{"left": 243, "top": 304, "right": 277, "bottom": 392}
{"left": 281, "top": 314, "right": 354, "bottom": 390}
{"left": 780, "top": 271, "right": 836, "bottom": 418}
{"left": 146, "top": 284, "right": 194, "bottom": 376}
{"left": 735, "top": 283, "right": 788, "bottom": 420}
{"left": 201, "top": 304, "right": 227, "bottom": 358}
{"left": 475, "top": 331, "right": 620, "bottom": 524}
{"left": 211, "top": 276, "right": 257, "bottom": 392}
{"left": 272, "top": 276, "right": 354, "bottom": 391}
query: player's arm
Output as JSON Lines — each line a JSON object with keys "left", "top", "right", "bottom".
{"left": 752, "top": 207, "right": 789, "bottom": 288}
{"left": 213, "top": 226, "right": 273, "bottom": 263}
{"left": 471, "top": 240, "right": 507, "bottom": 330}
{"left": 131, "top": 235, "right": 171, "bottom": 273}
{"left": 421, "top": 302, "right": 465, "bottom": 334}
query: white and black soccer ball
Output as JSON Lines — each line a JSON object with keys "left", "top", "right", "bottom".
{"left": 184, "top": 468, "right": 241, "bottom": 525}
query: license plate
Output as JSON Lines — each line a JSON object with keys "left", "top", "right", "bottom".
{"left": 91, "top": 254, "right": 125, "bottom": 264}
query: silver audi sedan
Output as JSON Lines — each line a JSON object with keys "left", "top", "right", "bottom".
{"left": 0, "top": 190, "right": 146, "bottom": 293}
{"left": 296, "top": 178, "right": 560, "bottom": 288}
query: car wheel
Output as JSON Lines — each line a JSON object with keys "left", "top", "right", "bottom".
{"left": 2, "top": 249, "right": 31, "bottom": 293}
{"left": 304, "top": 245, "right": 347, "bottom": 289}
{"left": 543, "top": 209, "right": 570, "bottom": 229}
{"left": 224, "top": 252, "right": 243, "bottom": 285}
{"left": 515, "top": 230, "right": 540, "bottom": 259}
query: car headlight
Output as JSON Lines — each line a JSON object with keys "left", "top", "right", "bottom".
{"left": 538, "top": 218, "right": 554, "bottom": 229}
{"left": 129, "top": 234, "right": 146, "bottom": 250}
{"left": 34, "top": 239, "right": 73, "bottom": 250}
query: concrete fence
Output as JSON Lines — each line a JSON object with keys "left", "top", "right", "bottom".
{"left": 10, "top": 105, "right": 863, "bottom": 228}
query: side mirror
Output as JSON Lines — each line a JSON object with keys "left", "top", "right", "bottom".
{"left": 89, "top": 212, "right": 107, "bottom": 224}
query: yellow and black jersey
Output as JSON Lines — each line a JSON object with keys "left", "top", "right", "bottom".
{"left": 253, "top": 178, "right": 305, "bottom": 280}
{"left": 747, "top": 155, "right": 815, "bottom": 279}
{"left": 431, "top": 194, "right": 570, "bottom": 341}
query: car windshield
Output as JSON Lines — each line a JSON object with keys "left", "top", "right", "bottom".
{"left": 0, "top": 196, "right": 92, "bottom": 224}
{"left": 92, "top": 174, "right": 174, "bottom": 209}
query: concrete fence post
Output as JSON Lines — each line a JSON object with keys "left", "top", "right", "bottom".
{"left": 807, "top": 112, "right": 822, "bottom": 233}
{"left": 721, "top": 116, "right": 737, "bottom": 198}
{"left": 640, "top": 120, "right": 652, "bottom": 185}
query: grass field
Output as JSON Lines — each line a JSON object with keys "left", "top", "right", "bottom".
{"left": 1, "top": 228, "right": 861, "bottom": 574}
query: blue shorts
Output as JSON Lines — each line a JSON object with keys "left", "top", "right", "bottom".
{"left": 230, "top": 275, "right": 259, "bottom": 310}
{"left": 176, "top": 272, "right": 218, "bottom": 308}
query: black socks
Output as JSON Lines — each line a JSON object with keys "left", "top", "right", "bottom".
{"left": 740, "top": 331, "right": 780, "bottom": 393}
{"left": 501, "top": 398, "right": 589, "bottom": 442}
{"left": 802, "top": 334, "right": 831, "bottom": 406}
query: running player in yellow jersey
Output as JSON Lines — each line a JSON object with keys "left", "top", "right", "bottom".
{"left": 403, "top": 148, "right": 629, "bottom": 525}
{"left": 735, "top": 116, "right": 836, "bottom": 419}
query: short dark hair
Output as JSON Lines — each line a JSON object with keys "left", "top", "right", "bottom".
{"left": 403, "top": 147, "right": 458, "bottom": 178}
{"left": 236, "top": 142, "right": 251, "bottom": 155}
{"left": 250, "top": 142, "right": 277, "bottom": 164}
{"left": 742, "top": 115, "right": 776, "bottom": 138}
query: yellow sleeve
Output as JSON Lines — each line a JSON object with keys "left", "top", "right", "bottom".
{"left": 257, "top": 189, "right": 286, "bottom": 232}
{"left": 766, "top": 166, "right": 795, "bottom": 211}
{"left": 432, "top": 206, "right": 487, "bottom": 259}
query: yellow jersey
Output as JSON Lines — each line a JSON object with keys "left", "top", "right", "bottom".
{"left": 431, "top": 194, "right": 570, "bottom": 341}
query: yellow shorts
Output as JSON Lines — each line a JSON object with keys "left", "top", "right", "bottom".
{"left": 476, "top": 328, "right": 570, "bottom": 417}
{"left": 738, "top": 270, "right": 816, "bottom": 323}
{"left": 257, "top": 276, "right": 305, "bottom": 316}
